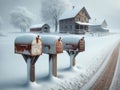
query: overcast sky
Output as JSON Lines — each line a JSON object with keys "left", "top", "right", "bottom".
{"left": 0, "top": 0, "right": 120, "bottom": 32}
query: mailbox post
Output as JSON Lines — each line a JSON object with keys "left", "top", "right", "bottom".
{"left": 41, "top": 35, "right": 63, "bottom": 77}
{"left": 62, "top": 36, "right": 85, "bottom": 69}
{"left": 15, "top": 34, "right": 42, "bottom": 82}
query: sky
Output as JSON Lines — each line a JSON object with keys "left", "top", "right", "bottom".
{"left": 0, "top": 0, "right": 120, "bottom": 32}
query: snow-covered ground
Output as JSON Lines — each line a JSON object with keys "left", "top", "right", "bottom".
{"left": 0, "top": 32, "right": 120, "bottom": 90}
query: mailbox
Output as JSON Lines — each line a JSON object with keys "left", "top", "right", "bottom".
{"left": 41, "top": 35, "right": 63, "bottom": 54}
{"left": 15, "top": 35, "right": 42, "bottom": 56}
{"left": 40, "top": 35, "right": 63, "bottom": 77}
{"left": 15, "top": 34, "right": 42, "bottom": 83}
{"left": 62, "top": 35, "right": 85, "bottom": 68}
{"left": 62, "top": 36, "right": 85, "bottom": 52}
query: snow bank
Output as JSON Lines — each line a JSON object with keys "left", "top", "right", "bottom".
{"left": 0, "top": 32, "right": 119, "bottom": 90}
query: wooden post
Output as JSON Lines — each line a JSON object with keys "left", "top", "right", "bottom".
{"left": 52, "top": 54, "right": 57, "bottom": 77}
{"left": 70, "top": 52, "right": 74, "bottom": 68}
{"left": 67, "top": 51, "right": 79, "bottom": 67}
{"left": 22, "top": 55, "right": 39, "bottom": 82}
{"left": 73, "top": 58, "right": 76, "bottom": 66}
{"left": 49, "top": 54, "right": 53, "bottom": 77}
{"left": 49, "top": 54, "right": 57, "bottom": 77}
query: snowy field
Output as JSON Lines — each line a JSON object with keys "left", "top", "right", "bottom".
{"left": 0, "top": 32, "right": 120, "bottom": 90}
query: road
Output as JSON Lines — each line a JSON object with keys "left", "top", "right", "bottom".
{"left": 90, "top": 42, "right": 120, "bottom": 90}
{"left": 81, "top": 42, "right": 120, "bottom": 90}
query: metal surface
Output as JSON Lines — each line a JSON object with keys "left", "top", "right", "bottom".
{"left": 15, "top": 35, "right": 42, "bottom": 56}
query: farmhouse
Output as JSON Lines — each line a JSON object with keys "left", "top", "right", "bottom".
{"left": 89, "top": 19, "right": 109, "bottom": 33}
{"left": 59, "top": 6, "right": 91, "bottom": 34}
{"left": 30, "top": 24, "right": 50, "bottom": 33}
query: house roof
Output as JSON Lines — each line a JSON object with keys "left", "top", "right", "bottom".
{"left": 59, "top": 6, "right": 91, "bottom": 20}
{"left": 76, "top": 21, "right": 92, "bottom": 26}
{"left": 30, "top": 24, "right": 49, "bottom": 28}
{"left": 89, "top": 19, "right": 107, "bottom": 26}
{"left": 30, "top": 24, "right": 44, "bottom": 28}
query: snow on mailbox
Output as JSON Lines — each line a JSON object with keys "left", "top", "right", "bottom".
{"left": 41, "top": 35, "right": 63, "bottom": 54}
{"left": 40, "top": 35, "right": 63, "bottom": 77}
{"left": 15, "top": 35, "right": 42, "bottom": 56}
{"left": 62, "top": 36, "right": 85, "bottom": 52}
{"left": 15, "top": 34, "right": 42, "bottom": 83}
{"left": 62, "top": 35, "right": 85, "bottom": 69}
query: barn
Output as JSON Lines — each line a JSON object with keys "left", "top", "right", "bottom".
{"left": 30, "top": 24, "right": 50, "bottom": 33}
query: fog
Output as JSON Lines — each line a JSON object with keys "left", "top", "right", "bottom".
{"left": 70, "top": 0, "right": 120, "bottom": 32}
{"left": 0, "top": 0, "right": 120, "bottom": 32}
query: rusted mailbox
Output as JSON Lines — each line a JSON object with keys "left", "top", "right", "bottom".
{"left": 15, "top": 34, "right": 42, "bottom": 82}
{"left": 62, "top": 36, "right": 85, "bottom": 69}
{"left": 41, "top": 35, "right": 63, "bottom": 77}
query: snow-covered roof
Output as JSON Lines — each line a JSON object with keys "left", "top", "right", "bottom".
{"left": 76, "top": 21, "right": 92, "bottom": 26}
{"left": 30, "top": 23, "right": 48, "bottom": 28}
{"left": 15, "top": 34, "right": 39, "bottom": 44}
{"left": 59, "top": 6, "right": 90, "bottom": 20}
{"left": 89, "top": 19, "right": 106, "bottom": 26}
{"left": 30, "top": 24, "right": 44, "bottom": 28}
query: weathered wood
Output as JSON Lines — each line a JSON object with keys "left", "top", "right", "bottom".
{"left": 67, "top": 51, "right": 79, "bottom": 67}
{"left": 56, "top": 39, "right": 63, "bottom": 53}
{"left": 52, "top": 54, "right": 57, "bottom": 77}
{"left": 48, "top": 54, "right": 57, "bottom": 77}
{"left": 22, "top": 55, "right": 39, "bottom": 82}
{"left": 49, "top": 54, "right": 53, "bottom": 77}
{"left": 79, "top": 37, "right": 85, "bottom": 52}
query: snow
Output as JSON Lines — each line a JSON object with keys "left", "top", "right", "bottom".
{"left": 15, "top": 34, "right": 38, "bottom": 44}
{"left": 109, "top": 47, "right": 120, "bottom": 90}
{"left": 59, "top": 6, "right": 83, "bottom": 20}
{"left": 76, "top": 20, "right": 107, "bottom": 26}
{"left": 30, "top": 24, "right": 44, "bottom": 28}
{"left": 0, "top": 32, "right": 120, "bottom": 90}
{"left": 61, "top": 35, "right": 84, "bottom": 50}
{"left": 10, "top": 6, "right": 34, "bottom": 32}
{"left": 27, "top": 58, "right": 31, "bottom": 83}
{"left": 39, "top": 34, "right": 61, "bottom": 54}
{"left": 76, "top": 21, "right": 92, "bottom": 26}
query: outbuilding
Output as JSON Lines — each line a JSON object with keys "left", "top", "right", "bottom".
{"left": 30, "top": 24, "right": 50, "bottom": 33}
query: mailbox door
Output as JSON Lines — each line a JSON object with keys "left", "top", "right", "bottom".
{"left": 15, "top": 44, "right": 31, "bottom": 55}
{"left": 56, "top": 41, "right": 63, "bottom": 53}
{"left": 31, "top": 39, "right": 42, "bottom": 56}
{"left": 79, "top": 39, "right": 85, "bottom": 52}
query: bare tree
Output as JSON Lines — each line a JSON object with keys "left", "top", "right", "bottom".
{"left": 40, "top": 0, "right": 67, "bottom": 32}
{"left": 10, "top": 6, "right": 34, "bottom": 32}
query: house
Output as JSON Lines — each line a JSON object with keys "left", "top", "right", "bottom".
{"left": 59, "top": 6, "right": 91, "bottom": 34}
{"left": 30, "top": 24, "right": 50, "bottom": 33}
{"left": 89, "top": 19, "right": 109, "bottom": 33}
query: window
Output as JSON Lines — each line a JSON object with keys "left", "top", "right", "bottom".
{"left": 75, "top": 25, "right": 79, "bottom": 29}
{"left": 65, "top": 25, "right": 68, "bottom": 29}
{"left": 44, "top": 27, "right": 48, "bottom": 29}
{"left": 70, "top": 25, "right": 72, "bottom": 29}
{"left": 85, "top": 26, "right": 88, "bottom": 30}
{"left": 80, "top": 25, "right": 83, "bottom": 29}
{"left": 79, "top": 17, "right": 80, "bottom": 21}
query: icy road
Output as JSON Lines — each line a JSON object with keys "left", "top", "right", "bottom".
{"left": 81, "top": 42, "right": 120, "bottom": 90}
